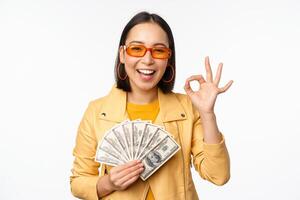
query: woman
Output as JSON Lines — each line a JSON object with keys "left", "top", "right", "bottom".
{"left": 70, "top": 11, "right": 233, "bottom": 200}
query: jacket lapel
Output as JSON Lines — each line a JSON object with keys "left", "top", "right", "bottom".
{"left": 156, "top": 88, "right": 187, "bottom": 122}
{"left": 97, "top": 85, "right": 128, "bottom": 123}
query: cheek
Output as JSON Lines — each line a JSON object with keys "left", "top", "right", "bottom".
{"left": 125, "top": 56, "right": 139, "bottom": 67}
{"left": 160, "top": 59, "right": 169, "bottom": 67}
{"left": 158, "top": 61, "right": 168, "bottom": 73}
{"left": 124, "top": 58, "right": 138, "bottom": 73}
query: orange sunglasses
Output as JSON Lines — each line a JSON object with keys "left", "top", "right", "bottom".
{"left": 123, "top": 44, "right": 172, "bottom": 59}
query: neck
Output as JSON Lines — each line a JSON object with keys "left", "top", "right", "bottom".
{"left": 127, "top": 86, "right": 158, "bottom": 104}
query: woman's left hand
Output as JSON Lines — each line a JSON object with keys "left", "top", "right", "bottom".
{"left": 184, "top": 56, "right": 233, "bottom": 115}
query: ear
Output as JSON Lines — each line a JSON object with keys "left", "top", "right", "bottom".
{"left": 119, "top": 46, "right": 125, "bottom": 64}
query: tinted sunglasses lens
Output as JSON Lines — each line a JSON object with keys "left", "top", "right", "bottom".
{"left": 152, "top": 47, "right": 171, "bottom": 59}
{"left": 126, "top": 45, "right": 146, "bottom": 57}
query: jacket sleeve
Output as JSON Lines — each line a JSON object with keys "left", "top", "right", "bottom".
{"left": 191, "top": 106, "right": 230, "bottom": 186}
{"left": 70, "top": 101, "right": 101, "bottom": 200}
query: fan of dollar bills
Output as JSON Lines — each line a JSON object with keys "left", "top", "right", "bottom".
{"left": 95, "top": 120, "right": 180, "bottom": 181}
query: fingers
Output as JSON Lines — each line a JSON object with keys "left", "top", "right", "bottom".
{"left": 117, "top": 163, "right": 144, "bottom": 186}
{"left": 115, "top": 162, "right": 143, "bottom": 183}
{"left": 184, "top": 75, "right": 206, "bottom": 95}
{"left": 214, "top": 62, "right": 223, "bottom": 86}
{"left": 186, "top": 75, "right": 206, "bottom": 84}
{"left": 121, "top": 174, "right": 140, "bottom": 188}
{"left": 184, "top": 79, "right": 193, "bottom": 96}
{"left": 184, "top": 57, "right": 232, "bottom": 96}
{"left": 112, "top": 160, "right": 140, "bottom": 173}
{"left": 218, "top": 80, "right": 233, "bottom": 94}
{"left": 108, "top": 160, "right": 144, "bottom": 191}
{"left": 205, "top": 56, "right": 213, "bottom": 82}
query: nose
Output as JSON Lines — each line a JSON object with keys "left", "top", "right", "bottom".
{"left": 142, "top": 49, "right": 154, "bottom": 64}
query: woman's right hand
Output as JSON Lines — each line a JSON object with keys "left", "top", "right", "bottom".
{"left": 107, "top": 160, "right": 144, "bottom": 191}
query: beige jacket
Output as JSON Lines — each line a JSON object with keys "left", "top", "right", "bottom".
{"left": 70, "top": 85, "right": 230, "bottom": 200}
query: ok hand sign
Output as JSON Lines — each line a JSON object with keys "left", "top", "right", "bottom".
{"left": 184, "top": 56, "right": 233, "bottom": 114}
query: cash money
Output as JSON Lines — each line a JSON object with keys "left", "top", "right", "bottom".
{"left": 139, "top": 135, "right": 180, "bottom": 181}
{"left": 95, "top": 120, "right": 180, "bottom": 180}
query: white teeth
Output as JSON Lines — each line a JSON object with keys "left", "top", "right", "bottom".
{"left": 137, "top": 69, "right": 155, "bottom": 75}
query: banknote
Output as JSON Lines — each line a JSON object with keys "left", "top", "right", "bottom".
{"left": 140, "top": 135, "right": 180, "bottom": 181}
{"left": 104, "top": 129, "right": 130, "bottom": 161}
{"left": 122, "top": 121, "right": 133, "bottom": 160}
{"left": 138, "top": 127, "right": 168, "bottom": 159}
{"left": 99, "top": 138, "right": 128, "bottom": 163}
{"left": 131, "top": 121, "right": 147, "bottom": 159}
{"left": 112, "top": 122, "right": 131, "bottom": 160}
{"left": 135, "top": 123, "right": 159, "bottom": 159}
{"left": 95, "top": 149, "right": 123, "bottom": 166}
{"left": 95, "top": 120, "right": 180, "bottom": 180}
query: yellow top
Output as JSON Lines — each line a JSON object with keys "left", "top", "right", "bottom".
{"left": 126, "top": 99, "right": 159, "bottom": 123}
{"left": 126, "top": 99, "right": 159, "bottom": 200}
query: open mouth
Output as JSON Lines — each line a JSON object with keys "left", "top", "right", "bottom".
{"left": 136, "top": 69, "right": 156, "bottom": 76}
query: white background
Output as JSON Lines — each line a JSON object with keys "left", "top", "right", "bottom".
{"left": 1, "top": 0, "right": 300, "bottom": 199}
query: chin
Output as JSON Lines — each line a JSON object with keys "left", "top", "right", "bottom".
{"left": 139, "top": 85, "right": 157, "bottom": 91}
{"left": 135, "top": 82, "right": 158, "bottom": 92}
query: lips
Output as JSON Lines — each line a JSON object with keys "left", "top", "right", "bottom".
{"left": 136, "top": 69, "right": 156, "bottom": 75}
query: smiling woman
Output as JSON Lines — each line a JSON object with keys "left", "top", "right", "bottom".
{"left": 118, "top": 22, "right": 172, "bottom": 101}
{"left": 115, "top": 13, "right": 176, "bottom": 97}
{"left": 70, "top": 11, "right": 233, "bottom": 200}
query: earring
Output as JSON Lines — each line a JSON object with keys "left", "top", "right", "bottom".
{"left": 117, "top": 62, "right": 127, "bottom": 80}
{"left": 162, "top": 64, "right": 175, "bottom": 83}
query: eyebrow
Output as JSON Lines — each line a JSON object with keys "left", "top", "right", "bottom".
{"left": 128, "top": 40, "right": 168, "bottom": 47}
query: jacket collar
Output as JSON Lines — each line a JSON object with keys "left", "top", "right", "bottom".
{"left": 98, "top": 84, "right": 187, "bottom": 123}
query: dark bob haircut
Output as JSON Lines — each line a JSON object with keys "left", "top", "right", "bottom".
{"left": 114, "top": 11, "right": 176, "bottom": 93}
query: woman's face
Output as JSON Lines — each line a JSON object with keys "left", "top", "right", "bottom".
{"left": 119, "top": 22, "right": 169, "bottom": 93}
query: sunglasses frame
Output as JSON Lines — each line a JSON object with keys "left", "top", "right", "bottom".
{"left": 122, "top": 44, "right": 172, "bottom": 59}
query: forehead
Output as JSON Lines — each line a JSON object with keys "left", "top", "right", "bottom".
{"left": 125, "top": 22, "right": 169, "bottom": 46}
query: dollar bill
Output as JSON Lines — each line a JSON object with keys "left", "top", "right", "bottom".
{"left": 132, "top": 121, "right": 147, "bottom": 159}
{"left": 139, "top": 135, "right": 180, "bottom": 181}
{"left": 138, "top": 127, "right": 168, "bottom": 159}
{"left": 95, "top": 149, "right": 123, "bottom": 166}
{"left": 122, "top": 121, "right": 133, "bottom": 160}
{"left": 104, "top": 129, "right": 130, "bottom": 161}
{"left": 135, "top": 123, "right": 159, "bottom": 159}
{"left": 98, "top": 138, "right": 128, "bottom": 163}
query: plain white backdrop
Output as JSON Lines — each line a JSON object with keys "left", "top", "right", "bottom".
{"left": 1, "top": 0, "right": 300, "bottom": 199}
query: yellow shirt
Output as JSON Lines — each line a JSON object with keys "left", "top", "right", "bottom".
{"left": 126, "top": 99, "right": 159, "bottom": 200}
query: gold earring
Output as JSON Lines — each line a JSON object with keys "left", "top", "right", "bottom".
{"left": 117, "top": 62, "right": 127, "bottom": 80}
{"left": 162, "top": 64, "right": 175, "bottom": 83}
